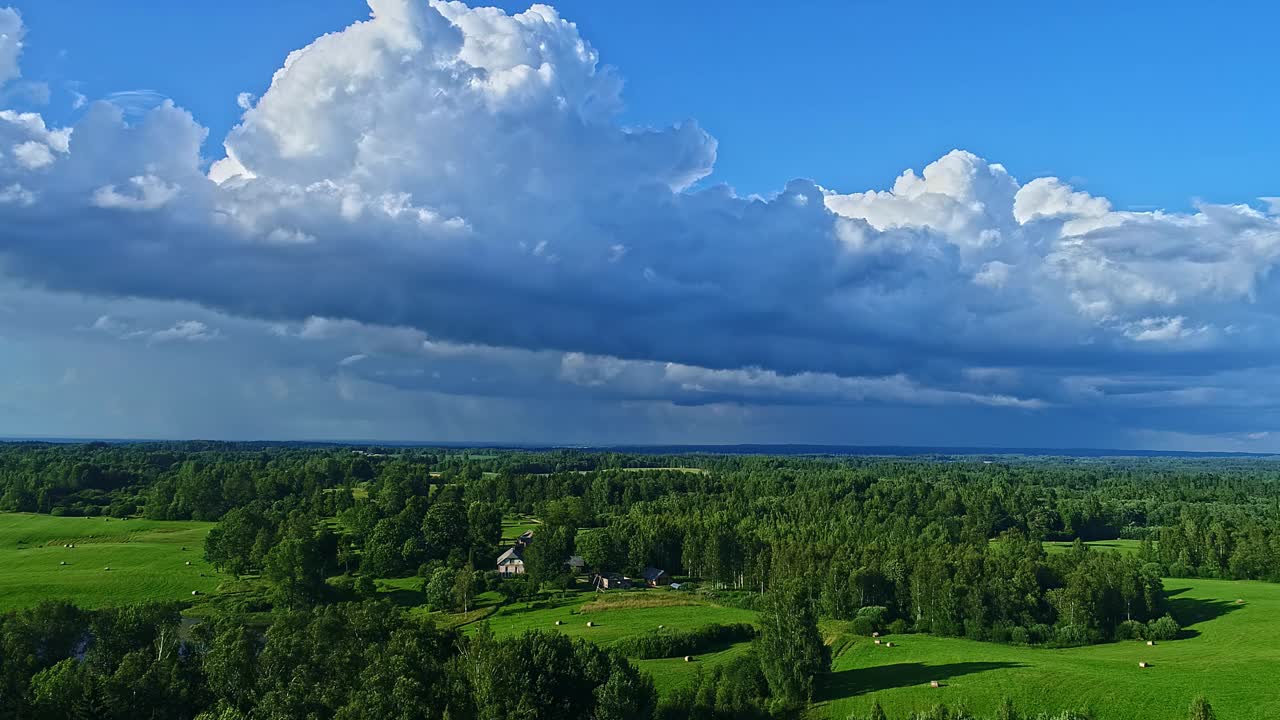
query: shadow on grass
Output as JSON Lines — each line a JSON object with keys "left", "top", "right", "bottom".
{"left": 1163, "top": 588, "right": 1243, "bottom": 636}
{"left": 380, "top": 587, "right": 426, "bottom": 607}
{"left": 821, "top": 661, "right": 1026, "bottom": 701}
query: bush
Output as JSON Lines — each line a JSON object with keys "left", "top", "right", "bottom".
{"left": 1009, "top": 626, "right": 1030, "bottom": 645}
{"left": 612, "top": 623, "right": 757, "bottom": 660}
{"left": 887, "top": 618, "right": 910, "bottom": 635}
{"left": 1115, "top": 619, "right": 1146, "bottom": 641}
{"left": 354, "top": 575, "right": 377, "bottom": 597}
{"left": 1146, "top": 614, "right": 1180, "bottom": 641}
{"left": 1027, "top": 623, "right": 1053, "bottom": 645}
{"left": 850, "top": 616, "right": 876, "bottom": 636}
{"left": 851, "top": 606, "right": 889, "bottom": 637}
{"left": 1052, "top": 624, "right": 1092, "bottom": 647}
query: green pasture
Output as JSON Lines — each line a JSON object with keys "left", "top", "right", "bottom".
{"left": 1044, "top": 539, "right": 1144, "bottom": 555}
{"left": 471, "top": 587, "right": 757, "bottom": 694}
{"left": 500, "top": 515, "right": 540, "bottom": 541}
{"left": 0, "top": 513, "right": 223, "bottom": 611}
{"left": 818, "top": 578, "right": 1273, "bottom": 719}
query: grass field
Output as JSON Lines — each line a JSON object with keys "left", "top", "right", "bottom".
{"left": 500, "top": 515, "right": 540, "bottom": 541}
{"left": 0, "top": 513, "right": 224, "bottom": 611}
{"left": 818, "top": 578, "right": 1273, "bottom": 719}
{"left": 472, "top": 587, "right": 757, "bottom": 694}
{"left": 1044, "top": 539, "right": 1144, "bottom": 555}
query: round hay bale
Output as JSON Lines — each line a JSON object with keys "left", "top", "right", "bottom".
{"left": 874, "top": 639, "right": 882, "bottom": 645}
{"left": 684, "top": 655, "right": 693, "bottom": 662}
{"left": 185, "top": 561, "right": 192, "bottom": 566}
{"left": 59, "top": 561, "right": 66, "bottom": 566}
{"left": 658, "top": 624, "right": 665, "bottom": 630}
{"left": 63, "top": 544, "right": 69, "bottom": 548}
{"left": 885, "top": 642, "right": 894, "bottom": 648}
{"left": 68, "top": 544, "right": 74, "bottom": 549}
{"left": 191, "top": 590, "right": 200, "bottom": 596}
{"left": 103, "top": 567, "right": 110, "bottom": 571}
{"left": 586, "top": 621, "right": 594, "bottom": 627}
{"left": 930, "top": 680, "right": 940, "bottom": 688}
{"left": 872, "top": 631, "right": 879, "bottom": 638}
{"left": 1146, "top": 640, "right": 1155, "bottom": 646}
{"left": 554, "top": 620, "right": 562, "bottom": 626}
{"left": 1138, "top": 661, "right": 1149, "bottom": 668}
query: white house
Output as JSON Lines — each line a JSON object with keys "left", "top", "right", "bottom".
{"left": 497, "top": 547, "right": 525, "bottom": 576}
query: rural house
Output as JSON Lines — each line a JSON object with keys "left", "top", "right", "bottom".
{"left": 593, "top": 572, "right": 631, "bottom": 591}
{"left": 640, "top": 567, "right": 670, "bottom": 587}
{"left": 565, "top": 555, "right": 585, "bottom": 573}
{"left": 497, "top": 546, "right": 525, "bottom": 576}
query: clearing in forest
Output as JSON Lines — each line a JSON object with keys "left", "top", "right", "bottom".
{"left": 0, "top": 513, "right": 223, "bottom": 611}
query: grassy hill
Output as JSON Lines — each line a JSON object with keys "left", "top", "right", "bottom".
{"left": 818, "top": 578, "right": 1272, "bottom": 719}
{"left": 0, "top": 513, "right": 223, "bottom": 611}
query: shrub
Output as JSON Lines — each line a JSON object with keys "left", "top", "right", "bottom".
{"left": 887, "top": 618, "right": 910, "bottom": 635}
{"left": 1146, "top": 613, "right": 1180, "bottom": 641}
{"left": 612, "top": 622, "right": 757, "bottom": 659}
{"left": 1052, "top": 624, "right": 1090, "bottom": 647}
{"left": 1009, "top": 626, "right": 1030, "bottom": 645}
{"left": 1115, "top": 619, "right": 1146, "bottom": 641}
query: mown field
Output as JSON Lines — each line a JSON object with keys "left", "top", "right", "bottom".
{"left": 819, "top": 578, "right": 1274, "bottom": 719}
{"left": 1044, "top": 538, "right": 1144, "bottom": 555}
{"left": 0, "top": 513, "right": 223, "bottom": 611}
{"left": 470, "top": 588, "right": 758, "bottom": 694}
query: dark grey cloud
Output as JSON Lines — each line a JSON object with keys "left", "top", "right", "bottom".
{"left": 1, "top": 1, "right": 1280, "bottom": 449}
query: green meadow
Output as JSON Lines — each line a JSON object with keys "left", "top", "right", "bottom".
{"left": 500, "top": 515, "right": 541, "bottom": 541}
{"left": 1044, "top": 539, "right": 1144, "bottom": 555}
{"left": 818, "top": 578, "right": 1273, "bottom": 719}
{"left": 468, "top": 588, "right": 758, "bottom": 694}
{"left": 0, "top": 513, "right": 223, "bottom": 611}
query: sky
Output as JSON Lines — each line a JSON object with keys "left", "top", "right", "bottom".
{"left": 0, "top": 1, "right": 1278, "bottom": 450}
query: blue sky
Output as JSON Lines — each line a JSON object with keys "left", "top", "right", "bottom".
{"left": 0, "top": 1, "right": 1278, "bottom": 449}
{"left": 12, "top": 1, "right": 1279, "bottom": 211}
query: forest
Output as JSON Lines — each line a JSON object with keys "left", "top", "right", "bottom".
{"left": 0, "top": 442, "right": 1273, "bottom": 718}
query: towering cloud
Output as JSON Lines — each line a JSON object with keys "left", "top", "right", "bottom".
{"left": 1, "top": 0, "right": 1279, "bottom": 445}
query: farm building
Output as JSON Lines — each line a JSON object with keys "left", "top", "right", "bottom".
{"left": 640, "top": 567, "right": 671, "bottom": 587}
{"left": 593, "top": 573, "right": 631, "bottom": 590}
{"left": 515, "top": 530, "right": 535, "bottom": 548}
{"left": 565, "top": 555, "right": 585, "bottom": 572}
{"left": 497, "top": 547, "right": 525, "bottom": 576}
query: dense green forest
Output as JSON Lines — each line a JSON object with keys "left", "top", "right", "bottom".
{"left": 0, "top": 442, "right": 1273, "bottom": 718}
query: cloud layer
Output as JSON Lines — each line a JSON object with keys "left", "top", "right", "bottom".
{"left": 1, "top": 1, "right": 1279, "bottom": 448}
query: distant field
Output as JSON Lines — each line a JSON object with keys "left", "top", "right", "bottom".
{"left": 818, "top": 578, "right": 1274, "bottom": 719}
{"left": 500, "top": 515, "right": 540, "bottom": 541}
{"left": 0, "top": 513, "right": 224, "bottom": 611}
{"left": 1044, "top": 539, "right": 1144, "bottom": 555}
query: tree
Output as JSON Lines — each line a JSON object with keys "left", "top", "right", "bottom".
{"left": 524, "top": 523, "right": 574, "bottom": 586}
{"left": 466, "top": 629, "right": 655, "bottom": 720}
{"left": 755, "top": 580, "right": 829, "bottom": 709}
{"left": 454, "top": 566, "right": 479, "bottom": 614}
{"left": 575, "top": 528, "right": 619, "bottom": 572}
{"left": 263, "top": 529, "right": 329, "bottom": 608}
{"left": 425, "top": 567, "right": 456, "bottom": 611}
{"left": 422, "top": 502, "right": 469, "bottom": 563}
{"left": 468, "top": 502, "right": 502, "bottom": 561}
